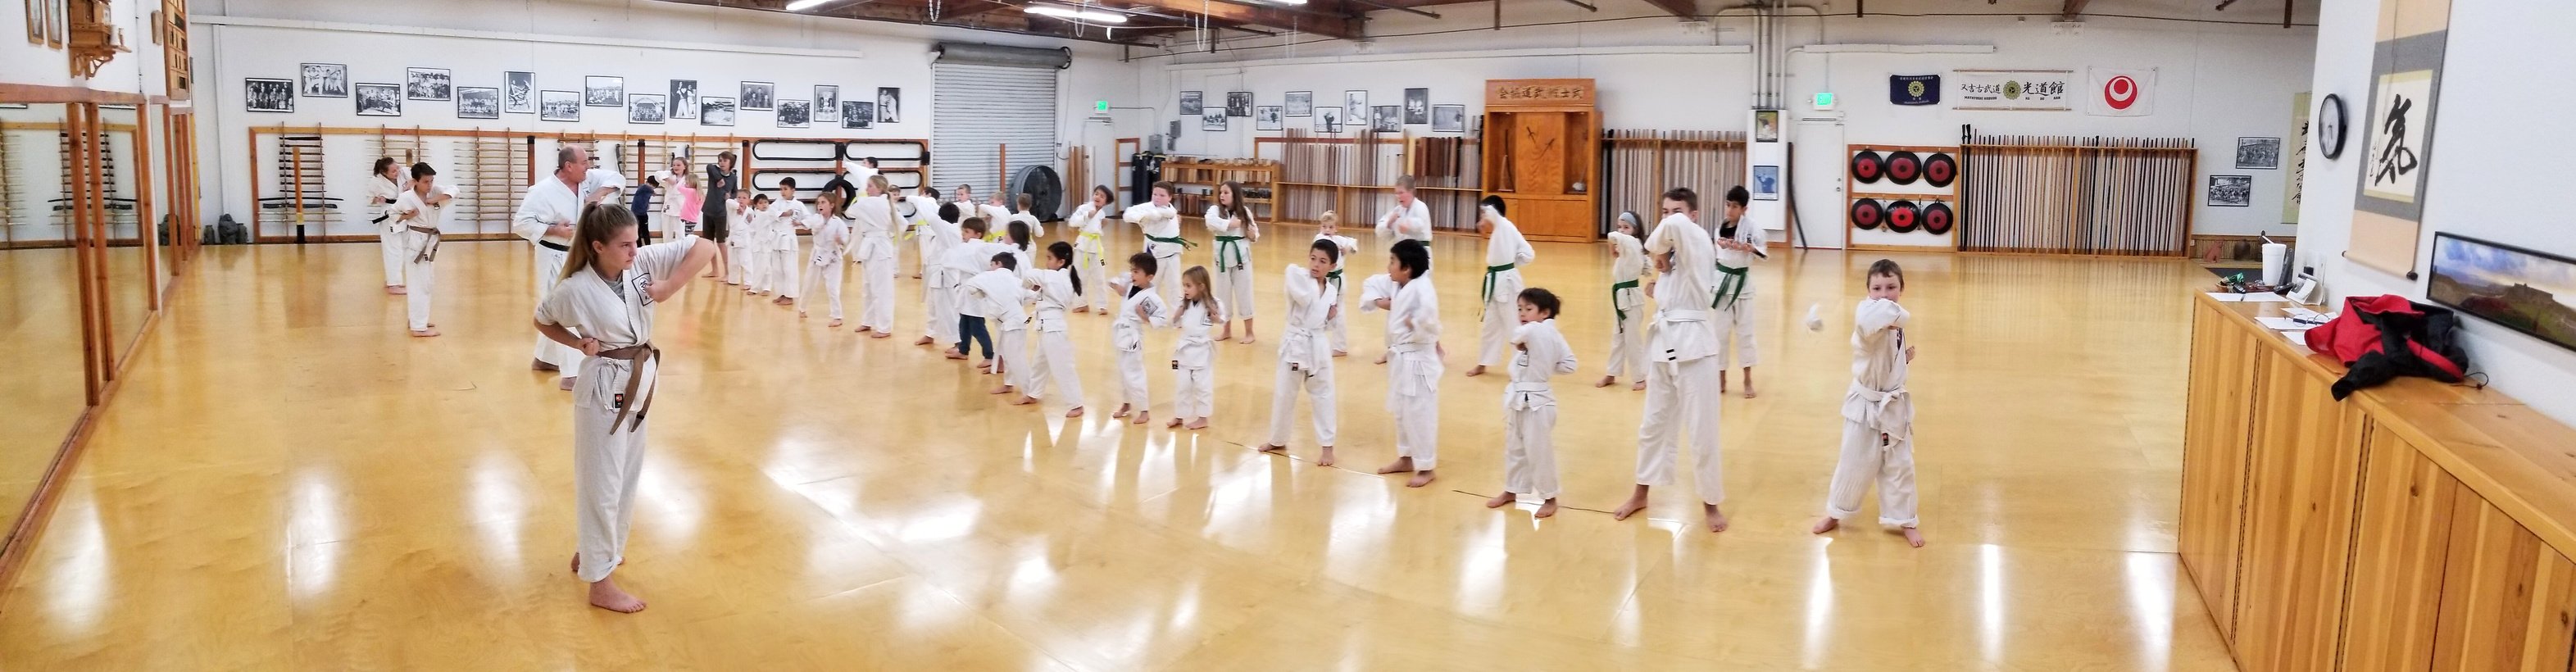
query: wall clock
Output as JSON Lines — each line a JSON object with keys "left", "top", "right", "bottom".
{"left": 2317, "top": 93, "right": 2348, "bottom": 160}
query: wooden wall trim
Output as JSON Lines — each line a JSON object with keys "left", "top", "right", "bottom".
{"left": 0, "top": 83, "right": 149, "bottom": 104}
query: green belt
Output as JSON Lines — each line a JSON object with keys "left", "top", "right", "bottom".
{"left": 1326, "top": 268, "right": 1344, "bottom": 293}
{"left": 1713, "top": 262, "right": 1748, "bottom": 310}
{"left": 1215, "top": 235, "right": 1247, "bottom": 270}
{"left": 1147, "top": 234, "right": 1196, "bottom": 251}
{"left": 1482, "top": 263, "right": 1517, "bottom": 320}
{"left": 1611, "top": 279, "right": 1640, "bottom": 323}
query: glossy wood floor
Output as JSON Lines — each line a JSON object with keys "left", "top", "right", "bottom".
{"left": 0, "top": 225, "right": 2238, "bottom": 670}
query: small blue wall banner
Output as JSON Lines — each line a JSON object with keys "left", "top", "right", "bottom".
{"left": 1891, "top": 75, "right": 1942, "bottom": 106}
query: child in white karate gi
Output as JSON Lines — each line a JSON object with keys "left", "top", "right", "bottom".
{"left": 387, "top": 162, "right": 454, "bottom": 336}
{"left": 1023, "top": 242, "right": 1088, "bottom": 416}
{"left": 1123, "top": 182, "right": 1187, "bottom": 306}
{"left": 1067, "top": 186, "right": 1116, "bottom": 315}
{"left": 1206, "top": 180, "right": 1260, "bottom": 343}
{"left": 797, "top": 191, "right": 852, "bottom": 326}
{"left": 1813, "top": 259, "right": 1923, "bottom": 547}
{"left": 1312, "top": 211, "right": 1359, "bottom": 356}
{"left": 1465, "top": 196, "right": 1535, "bottom": 377}
{"left": 1713, "top": 185, "right": 1767, "bottom": 397}
{"left": 1487, "top": 288, "right": 1577, "bottom": 518}
{"left": 966, "top": 253, "right": 1034, "bottom": 398}
{"left": 847, "top": 175, "right": 901, "bottom": 336}
{"left": 1108, "top": 252, "right": 1171, "bottom": 425}
{"left": 766, "top": 179, "right": 811, "bottom": 306}
{"left": 1614, "top": 188, "right": 1731, "bottom": 534}
{"left": 1374, "top": 238, "right": 1445, "bottom": 488}
{"left": 1599, "top": 211, "right": 1649, "bottom": 391}
{"left": 1258, "top": 238, "right": 1344, "bottom": 467}
{"left": 1169, "top": 266, "right": 1223, "bottom": 429}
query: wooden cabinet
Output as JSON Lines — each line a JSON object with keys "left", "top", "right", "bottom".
{"left": 2342, "top": 425, "right": 2460, "bottom": 671}
{"left": 2430, "top": 497, "right": 2576, "bottom": 672}
{"left": 2234, "top": 349, "right": 2371, "bottom": 672}
{"left": 2179, "top": 300, "right": 2260, "bottom": 640}
{"left": 1479, "top": 79, "right": 1598, "bottom": 243}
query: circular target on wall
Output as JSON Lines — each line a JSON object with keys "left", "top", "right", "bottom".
{"left": 1923, "top": 202, "right": 1955, "bottom": 235}
{"left": 1850, "top": 198, "right": 1885, "bottom": 229}
{"left": 1851, "top": 151, "right": 1886, "bottom": 184}
{"left": 1887, "top": 151, "right": 1924, "bottom": 185}
{"left": 1924, "top": 153, "right": 1959, "bottom": 188}
{"left": 1887, "top": 199, "right": 1921, "bottom": 233}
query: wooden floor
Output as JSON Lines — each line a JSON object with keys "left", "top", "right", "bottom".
{"left": 0, "top": 225, "right": 2238, "bottom": 670}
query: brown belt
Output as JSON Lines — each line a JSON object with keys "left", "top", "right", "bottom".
{"left": 406, "top": 225, "right": 443, "bottom": 262}
{"left": 593, "top": 343, "right": 660, "bottom": 434}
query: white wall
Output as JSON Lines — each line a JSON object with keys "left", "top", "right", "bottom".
{"left": 2295, "top": 0, "right": 2576, "bottom": 426}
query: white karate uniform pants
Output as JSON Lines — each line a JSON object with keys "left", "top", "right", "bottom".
{"left": 1479, "top": 296, "right": 1517, "bottom": 367}
{"left": 1215, "top": 265, "right": 1255, "bottom": 320}
{"left": 1389, "top": 356, "right": 1439, "bottom": 470}
{"left": 857, "top": 254, "right": 895, "bottom": 331}
{"left": 996, "top": 328, "right": 1030, "bottom": 390}
{"left": 725, "top": 240, "right": 747, "bottom": 284}
{"left": 1029, "top": 325, "right": 1084, "bottom": 407}
{"left": 799, "top": 258, "right": 844, "bottom": 320}
{"left": 1715, "top": 301, "right": 1759, "bottom": 369}
{"left": 1174, "top": 365, "right": 1213, "bottom": 420}
{"left": 1117, "top": 346, "right": 1151, "bottom": 410}
{"left": 572, "top": 388, "right": 648, "bottom": 583}
{"left": 768, "top": 248, "right": 799, "bottom": 297}
{"left": 378, "top": 229, "right": 407, "bottom": 286}
{"left": 926, "top": 285, "right": 958, "bottom": 343}
{"left": 1635, "top": 356, "right": 1724, "bottom": 505}
{"left": 1154, "top": 249, "right": 1182, "bottom": 306}
{"left": 1606, "top": 293, "right": 1646, "bottom": 379}
{"left": 1076, "top": 246, "right": 1111, "bottom": 312}
{"left": 405, "top": 252, "right": 435, "bottom": 331}
{"left": 1265, "top": 359, "right": 1336, "bottom": 447}
{"left": 530, "top": 246, "right": 579, "bottom": 381}
{"left": 1824, "top": 421, "right": 1919, "bottom": 527}
{"left": 1326, "top": 279, "right": 1350, "bottom": 352}
{"left": 1503, "top": 397, "right": 1560, "bottom": 499}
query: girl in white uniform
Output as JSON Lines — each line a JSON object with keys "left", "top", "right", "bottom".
{"left": 766, "top": 181, "right": 812, "bottom": 306}
{"left": 1123, "top": 182, "right": 1187, "bottom": 306}
{"left": 1465, "top": 198, "right": 1536, "bottom": 377}
{"left": 1615, "top": 190, "right": 1729, "bottom": 534}
{"left": 1488, "top": 288, "right": 1577, "bottom": 518}
{"left": 965, "top": 253, "right": 1034, "bottom": 399}
{"left": 1067, "top": 186, "right": 1115, "bottom": 315}
{"left": 533, "top": 204, "right": 716, "bottom": 614}
{"left": 797, "top": 191, "right": 852, "bottom": 326}
{"left": 910, "top": 189, "right": 961, "bottom": 347}
{"left": 1205, "top": 181, "right": 1260, "bottom": 344}
{"left": 366, "top": 157, "right": 409, "bottom": 294}
{"left": 1022, "top": 242, "right": 1088, "bottom": 416}
{"left": 725, "top": 192, "right": 755, "bottom": 287}
{"left": 1169, "top": 266, "right": 1223, "bottom": 429}
{"left": 1374, "top": 239, "right": 1445, "bottom": 488}
{"left": 1312, "top": 211, "right": 1359, "bottom": 356}
{"left": 1813, "top": 260, "right": 1924, "bottom": 547}
{"left": 387, "top": 162, "right": 455, "bottom": 336}
{"left": 1599, "top": 212, "right": 1649, "bottom": 390}
{"left": 1712, "top": 186, "right": 1766, "bottom": 397}
{"left": 1257, "top": 239, "right": 1343, "bottom": 467}
{"left": 1107, "top": 252, "right": 1170, "bottom": 425}
{"left": 847, "top": 175, "right": 901, "bottom": 336}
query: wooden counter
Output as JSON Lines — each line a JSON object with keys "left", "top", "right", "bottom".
{"left": 2182, "top": 292, "right": 2576, "bottom": 672}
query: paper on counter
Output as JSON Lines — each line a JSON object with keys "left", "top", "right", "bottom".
{"left": 2238, "top": 293, "right": 2288, "bottom": 302}
{"left": 2256, "top": 316, "right": 2308, "bottom": 330}
{"left": 2206, "top": 293, "right": 2244, "bottom": 302}
{"left": 2280, "top": 330, "right": 2310, "bottom": 346}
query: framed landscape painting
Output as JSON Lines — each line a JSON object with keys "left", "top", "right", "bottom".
{"left": 2428, "top": 233, "right": 2576, "bottom": 353}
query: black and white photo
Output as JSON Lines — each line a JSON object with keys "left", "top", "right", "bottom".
{"left": 540, "top": 89, "right": 580, "bottom": 121}
{"left": 1344, "top": 90, "right": 1367, "bottom": 127}
{"left": 877, "top": 87, "right": 901, "bottom": 124}
{"left": 504, "top": 71, "right": 535, "bottom": 114}
{"left": 1432, "top": 104, "right": 1465, "bottom": 133}
{"left": 1315, "top": 107, "right": 1342, "bottom": 133}
{"left": 701, "top": 96, "right": 736, "bottom": 126}
{"left": 843, "top": 101, "right": 874, "bottom": 129}
{"left": 1286, "top": 91, "right": 1313, "bottom": 117}
{"left": 815, "top": 85, "right": 839, "bottom": 122}
{"left": 1202, "top": 109, "right": 1227, "bottom": 131}
{"left": 356, "top": 83, "right": 402, "bottom": 116}
{"left": 585, "top": 75, "right": 623, "bottom": 107}
{"left": 1370, "top": 105, "right": 1400, "bottom": 133}
{"left": 2207, "top": 175, "right": 2253, "bottom": 207}
{"left": 777, "top": 99, "right": 811, "bottom": 128}
{"left": 244, "top": 78, "right": 294, "bottom": 113}
{"left": 1179, "top": 91, "right": 1202, "bottom": 116}
{"left": 629, "top": 93, "right": 667, "bottom": 125}
{"left": 407, "top": 67, "right": 452, "bottom": 101}
{"left": 670, "top": 79, "right": 698, "bottom": 119}
{"left": 741, "top": 81, "right": 774, "bottom": 111}
{"left": 298, "top": 63, "right": 347, "bottom": 98}
{"left": 457, "top": 86, "right": 500, "bottom": 119}
{"left": 1226, "top": 91, "right": 1252, "bottom": 118}
{"left": 1403, "top": 88, "right": 1429, "bottom": 125}
{"left": 1256, "top": 105, "right": 1283, "bottom": 131}
{"left": 2236, "top": 137, "right": 2283, "bottom": 170}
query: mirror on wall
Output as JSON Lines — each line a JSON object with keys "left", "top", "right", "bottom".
{"left": 0, "top": 102, "right": 89, "bottom": 542}
{"left": 99, "top": 104, "right": 153, "bottom": 365}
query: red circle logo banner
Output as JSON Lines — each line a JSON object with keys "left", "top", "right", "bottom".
{"left": 2103, "top": 75, "right": 2138, "bottom": 110}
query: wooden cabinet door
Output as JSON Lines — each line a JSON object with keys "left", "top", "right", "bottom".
{"left": 2429, "top": 495, "right": 2576, "bottom": 672}
{"left": 2233, "top": 348, "right": 2370, "bottom": 672}
{"left": 2339, "top": 424, "right": 2460, "bottom": 671}
{"left": 2179, "top": 302, "right": 2263, "bottom": 642}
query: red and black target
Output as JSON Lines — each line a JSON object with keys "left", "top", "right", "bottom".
{"left": 1850, "top": 198, "right": 1884, "bottom": 229}
{"left": 1886, "top": 199, "right": 1921, "bottom": 233}
{"left": 1886, "top": 151, "right": 1924, "bottom": 185}
{"left": 1923, "top": 202, "right": 1955, "bottom": 235}
{"left": 1851, "top": 151, "right": 1886, "bottom": 184}
{"left": 1924, "top": 152, "right": 1959, "bottom": 188}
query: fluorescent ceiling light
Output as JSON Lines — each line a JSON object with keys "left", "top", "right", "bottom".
{"left": 784, "top": 0, "right": 843, "bottom": 10}
{"left": 1024, "top": 4, "right": 1129, "bottom": 22}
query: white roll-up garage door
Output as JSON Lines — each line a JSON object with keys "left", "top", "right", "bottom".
{"left": 931, "top": 61, "right": 1057, "bottom": 194}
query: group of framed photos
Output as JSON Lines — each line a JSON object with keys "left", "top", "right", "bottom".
{"left": 249, "top": 66, "right": 902, "bottom": 130}
{"left": 2204, "top": 136, "right": 2285, "bottom": 207}
{"left": 1182, "top": 88, "right": 1469, "bottom": 134}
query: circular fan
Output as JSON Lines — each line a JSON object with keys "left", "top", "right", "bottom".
{"left": 1850, "top": 198, "right": 1884, "bottom": 229}
{"left": 1887, "top": 151, "right": 1923, "bottom": 185}
{"left": 1006, "top": 165, "right": 1065, "bottom": 220}
{"left": 1923, "top": 202, "right": 1955, "bottom": 235}
{"left": 1851, "top": 151, "right": 1886, "bottom": 184}
{"left": 1924, "top": 153, "right": 1959, "bottom": 188}
{"left": 1886, "top": 199, "right": 1921, "bottom": 233}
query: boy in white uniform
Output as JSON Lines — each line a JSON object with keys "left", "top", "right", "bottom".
{"left": 767, "top": 179, "right": 813, "bottom": 306}
{"left": 908, "top": 188, "right": 959, "bottom": 346}
{"left": 1487, "top": 288, "right": 1577, "bottom": 518}
{"left": 1813, "top": 260, "right": 1924, "bottom": 547}
{"left": 965, "top": 253, "right": 1034, "bottom": 398}
{"left": 1312, "top": 212, "right": 1359, "bottom": 356}
{"left": 1122, "top": 182, "right": 1187, "bottom": 306}
{"left": 512, "top": 147, "right": 594, "bottom": 391}
{"left": 366, "top": 157, "right": 410, "bottom": 294}
{"left": 942, "top": 218, "right": 1003, "bottom": 366}
{"left": 725, "top": 190, "right": 756, "bottom": 288}
{"left": 1370, "top": 177, "right": 1433, "bottom": 365}
{"left": 1067, "top": 186, "right": 1116, "bottom": 314}
{"left": 1712, "top": 186, "right": 1766, "bottom": 397}
{"left": 797, "top": 191, "right": 852, "bottom": 326}
{"left": 847, "top": 175, "right": 902, "bottom": 336}
{"left": 1613, "top": 188, "right": 1731, "bottom": 534}
{"left": 387, "top": 162, "right": 455, "bottom": 336}
{"left": 740, "top": 194, "right": 776, "bottom": 296}
{"left": 1205, "top": 181, "right": 1260, "bottom": 343}
{"left": 1599, "top": 212, "right": 1650, "bottom": 390}
{"left": 1257, "top": 239, "right": 1345, "bottom": 467}
{"left": 1374, "top": 238, "right": 1445, "bottom": 488}
{"left": 1107, "top": 252, "right": 1171, "bottom": 425}
{"left": 1465, "top": 197, "right": 1535, "bottom": 377}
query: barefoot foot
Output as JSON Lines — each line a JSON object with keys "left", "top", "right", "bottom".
{"left": 1486, "top": 492, "right": 1515, "bottom": 509}
{"left": 1333, "top": 350, "right": 1348, "bottom": 357}
{"left": 1596, "top": 375, "right": 1615, "bottom": 388}
{"left": 869, "top": 332, "right": 891, "bottom": 339}
{"left": 1257, "top": 443, "right": 1286, "bottom": 454}
{"left": 1132, "top": 411, "right": 1151, "bottom": 425}
{"left": 1376, "top": 457, "right": 1415, "bottom": 474}
{"left": 1901, "top": 527, "right": 1926, "bottom": 547}
{"left": 1703, "top": 505, "right": 1730, "bottom": 533}
{"left": 1317, "top": 447, "right": 1336, "bottom": 467}
{"left": 1465, "top": 366, "right": 1487, "bottom": 377}
{"left": 989, "top": 386, "right": 1012, "bottom": 395}
{"left": 1374, "top": 353, "right": 1389, "bottom": 366}
{"left": 1406, "top": 470, "right": 1437, "bottom": 488}
{"left": 410, "top": 328, "right": 440, "bottom": 337}
{"left": 588, "top": 579, "right": 647, "bottom": 614}
{"left": 1012, "top": 395, "right": 1038, "bottom": 406}
{"left": 1111, "top": 404, "right": 1132, "bottom": 419}
{"left": 1065, "top": 406, "right": 1085, "bottom": 418}
{"left": 1535, "top": 499, "right": 1560, "bottom": 518}
{"left": 916, "top": 337, "right": 936, "bottom": 346}
{"left": 1812, "top": 516, "right": 1841, "bottom": 534}
{"left": 1184, "top": 419, "right": 1209, "bottom": 430}
{"left": 1165, "top": 417, "right": 1183, "bottom": 429}
{"left": 828, "top": 319, "right": 843, "bottom": 327}
{"left": 1612, "top": 493, "right": 1650, "bottom": 521}
{"left": 1630, "top": 381, "right": 1647, "bottom": 391}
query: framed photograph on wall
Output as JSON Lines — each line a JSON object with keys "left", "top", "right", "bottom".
{"left": 1315, "top": 107, "right": 1342, "bottom": 133}
{"left": 406, "top": 67, "right": 452, "bottom": 101}
{"left": 355, "top": 83, "right": 402, "bottom": 117}
{"left": 1343, "top": 90, "right": 1367, "bottom": 127}
{"left": 2236, "top": 137, "right": 2283, "bottom": 170}
{"left": 1286, "top": 91, "right": 1313, "bottom": 117}
{"left": 504, "top": 71, "right": 535, "bottom": 114}
{"left": 457, "top": 86, "right": 500, "bottom": 119}
{"left": 841, "top": 101, "right": 870, "bottom": 129}
{"left": 877, "top": 87, "right": 901, "bottom": 124}
{"left": 741, "top": 81, "right": 775, "bottom": 111}
{"left": 815, "top": 85, "right": 840, "bottom": 122}
{"left": 2207, "top": 175, "right": 2253, "bottom": 207}
{"left": 1751, "top": 165, "right": 1782, "bottom": 201}
{"left": 540, "top": 89, "right": 580, "bottom": 121}
{"left": 629, "top": 93, "right": 667, "bottom": 124}
{"left": 1179, "top": 91, "right": 1203, "bottom": 116}
{"left": 585, "top": 76, "right": 623, "bottom": 107}
{"left": 701, "top": 97, "right": 737, "bottom": 126}
{"left": 670, "top": 79, "right": 699, "bottom": 119}
{"left": 1403, "top": 88, "right": 1429, "bottom": 125}
{"left": 2428, "top": 232, "right": 2576, "bottom": 354}
{"left": 1202, "top": 109, "right": 1227, "bottom": 131}
{"left": 1256, "top": 106, "right": 1283, "bottom": 131}
{"left": 1226, "top": 91, "right": 1252, "bottom": 118}
{"left": 1432, "top": 105, "right": 1465, "bottom": 133}
{"left": 298, "top": 63, "right": 347, "bottom": 98}
{"left": 1754, "top": 110, "right": 1781, "bottom": 143}
{"left": 1370, "top": 105, "right": 1399, "bottom": 133}
{"left": 244, "top": 78, "right": 294, "bottom": 113}
{"left": 777, "top": 100, "right": 811, "bottom": 128}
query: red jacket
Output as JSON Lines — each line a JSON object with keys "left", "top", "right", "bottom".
{"left": 2303, "top": 295, "right": 2469, "bottom": 399}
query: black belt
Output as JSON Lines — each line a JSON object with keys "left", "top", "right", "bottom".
{"left": 540, "top": 239, "right": 570, "bottom": 252}
{"left": 370, "top": 215, "right": 391, "bottom": 225}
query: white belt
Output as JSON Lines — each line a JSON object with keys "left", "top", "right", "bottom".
{"left": 1506, "top": 382, "right": 1556, "bottom": 410}
{"left": 1847, "top": 381, "right": 1910, "bottom": 433}
{"left": 1659, "top": 309, "right": 1711, "bottom": 324}
{"left": 1388, "top": 342, "right": 1430, "bottom": 355}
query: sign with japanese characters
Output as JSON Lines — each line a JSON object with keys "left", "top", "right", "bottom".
{"left": 2362, "top": 70, "right": 2433, "bottom": 204}
{"left": 2344, "top": 0, "right": 2451, "bottom": 278}
{"left": 1952, "top": 70, "right": 2072, "bottom": 111}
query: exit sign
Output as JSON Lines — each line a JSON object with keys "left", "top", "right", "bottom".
{"left": 1813, "top": 92, "right": 1836, "bottom": 109}
{"left": 1096, "top": 100, "right": 1111, "bottom": 113}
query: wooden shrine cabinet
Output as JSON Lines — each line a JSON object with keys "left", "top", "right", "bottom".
{"left": 1479, "top": 79, "right": 1599, "bottom": 243}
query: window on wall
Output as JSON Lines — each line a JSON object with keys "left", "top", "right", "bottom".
{"left": 930, "top": 61, "right": 1058, "bottom": 198}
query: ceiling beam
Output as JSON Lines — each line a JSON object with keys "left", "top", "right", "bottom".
{"left": 1637, "top": 0, "right": 1693, "bottom": 20}
{"left": 931, "top": 0, "right": 1022, "bottom": 20}
{"left": 2058, "top": 0, "right": 2090, "bottom": 21}
{"left": 1102, "top": 0, "right": 1363, "bottom": 39}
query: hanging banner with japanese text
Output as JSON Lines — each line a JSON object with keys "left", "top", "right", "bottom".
{"left": 1889, "top": 75, "right": 1941, "bottom": 106}
{"left": 1952, "top": 70, "right": 2073, "bottom": 111}
{"left": 2087, "top": 66, "right": 2157, "bottom": 116}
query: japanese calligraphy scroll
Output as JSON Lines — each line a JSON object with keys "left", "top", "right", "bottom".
{"left": 2347, "top": 0, "right": 2451, "bottom": 276}
{"left": 1953, "top": 70, "right": 2074, "bottom": 111}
